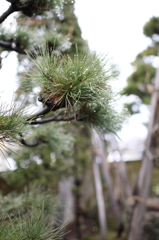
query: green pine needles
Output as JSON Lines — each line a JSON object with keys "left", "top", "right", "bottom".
{"left": 0, "top": 189, "right": 64, "bottom": 240}
{"left": 26, "top": 50, "right": 126, "bottom": 133}
{"left": 0, "top": 101, "right": 27, "bottom": 155}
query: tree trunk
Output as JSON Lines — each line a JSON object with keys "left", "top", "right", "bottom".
{"left": 109, "top": 134, "right": 131, "bottom": 200}
{"left": 92, "top": 129, "right": 107, "bottom": 240}
{"left": 128, "top": 66, "right": 159, "bottom": 240}
{"left": 99, "top": 133, "right": 123, "bottom": 229}
{"left": 93, "top": 153, "right": 107, "bottom": 240}
{"left": 57, "top": 176, "right": 75, "bottom": 225}
{"left": 92, "top": 130, "right": 123, "bottom": 236}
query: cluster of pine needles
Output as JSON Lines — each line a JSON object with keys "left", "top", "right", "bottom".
{"left": 26, "top": 48, "right": 126, "bottom": 133}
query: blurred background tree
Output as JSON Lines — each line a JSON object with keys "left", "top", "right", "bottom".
{"left": 123, "top": 16, "right": 159, "bottom": 115}
{"left": 122, "top": 16, "right": 159, "bottom": 240}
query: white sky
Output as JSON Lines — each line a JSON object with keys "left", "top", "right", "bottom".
{"left": 0, "top": 0, "right": 159, "bottom": 147}
{"left": 75, "top": 0, "right": 159, "bottom": 87}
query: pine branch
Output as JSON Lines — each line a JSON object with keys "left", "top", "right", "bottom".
{"left": 0, "top": 3, "right": 29, "bottom": 24}
{"left": 27, "top": 106, "right": 50, "bottom": 121}
{"left": 30, "top": 115, "right": 76, "bottom": 125}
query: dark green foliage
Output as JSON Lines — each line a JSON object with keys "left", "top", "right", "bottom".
{"left": 136, "top": 46, "right": 159, "bottom": 59}
{"left": 123, "top": 63, "right": 155, "bottom": 104}
{"left": 144, "top": 16, "right": 159, "bottom": 39}
{"left": 8, "top": 0, "right": 62, "bottom": 17}
{"left": 143, "top": 216, "right": 159, "bottom": 240}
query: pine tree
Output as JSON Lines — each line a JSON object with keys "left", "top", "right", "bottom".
{"left": 0, "top": 0, "right": 125, "bottom": 238}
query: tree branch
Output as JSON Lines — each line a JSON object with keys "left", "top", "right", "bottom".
{"left": 30, "top": 115, "right": 76, "bottom": 125}
{"left": 27, "top": 107, "right": 50, "bottom": 121}
{"left": 0, "top": 40, "right": 26, "bottom": 54}
{"left": 0, "top": 5, "right": 15, "bottom": 24}
{"left": 0, "top": 2, "right": 30, "bottom": 24}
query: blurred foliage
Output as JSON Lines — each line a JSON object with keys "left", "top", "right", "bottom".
{"left": 143, "top": 16, "right": 159, "bottom": 39}
{"left": 123, "top": 16, "right": 159, "bottom": 114}
{"left": 143, "top": 216, "right": 159, "bottom": 240}
{"left": 123, "top": 63, "right": 155, "bottom": 105}
{"left": 0, "top": 186, "right": 64, "bottom": 240}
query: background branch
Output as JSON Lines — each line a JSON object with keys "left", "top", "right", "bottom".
{"left": 20, "top": 133, "right": 44, "bottom": 147}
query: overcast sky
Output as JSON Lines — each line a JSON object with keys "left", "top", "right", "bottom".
{"left": 75, "top": 0, "right": 159, "bottom": 87}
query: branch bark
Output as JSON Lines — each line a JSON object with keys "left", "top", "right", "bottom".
{"left": 97, "top": 134, "right": 124, "bottom": 235}
{"left": 30, "top": 115, "right": 75, "bottom": 125}
{"left": 128, "top": 66, "right": 159, "bottom": 240}
{"left": 0, "top": 5, "right": 15, "bottom": 24}
{"left": 0, "top": 40, "right": 26, "bottom": 54}
{"left": 0, "top": 2, "right": 31, "bottom": 24}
